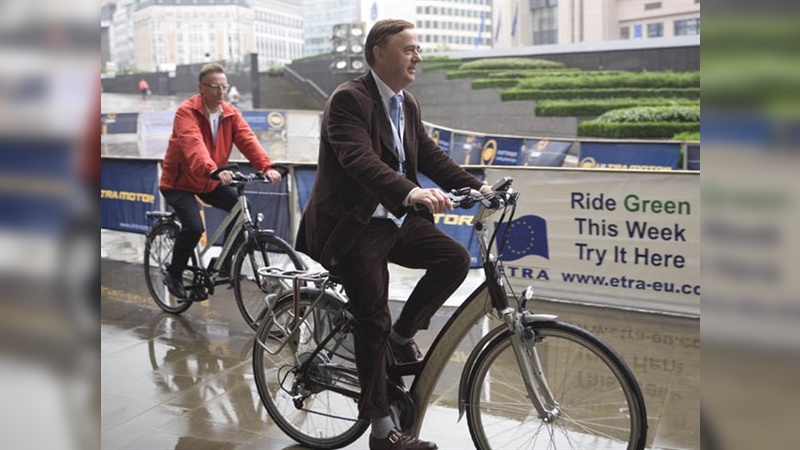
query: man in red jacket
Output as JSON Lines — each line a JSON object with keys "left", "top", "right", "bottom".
{"left": 159, "top": 63, "right": 280, "bottom": 299}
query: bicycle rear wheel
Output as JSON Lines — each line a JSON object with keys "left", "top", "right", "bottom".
{"left": 252, "top": 290, "right": 366, "bottom": 449}
{"left": 232, "top": 231, "right": 306, "bottom": 330}
{"left": 144, "top": 222, "right": 195, "bottom": 314}
{"left": 465, "top": 321, "right": 647, "bottom": 450}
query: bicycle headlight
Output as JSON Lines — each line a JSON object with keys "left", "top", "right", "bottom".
{"left": 257, "top": 213, "right": 264, "bottom": 224}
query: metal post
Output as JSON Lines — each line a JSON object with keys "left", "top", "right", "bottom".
{"left": 250, "top": 53, "right": 260, "bottom": 109}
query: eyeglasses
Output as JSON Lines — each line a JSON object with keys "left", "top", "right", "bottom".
{"left": 202, "top": 82, "right": 230, "bottom": 91}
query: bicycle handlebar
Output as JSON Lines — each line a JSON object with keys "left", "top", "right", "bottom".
{"left": 210, "top": 163, "right": 288, "bottom": 185}
{"left": 449, "top": 178, "right": 517, "bottom": 210}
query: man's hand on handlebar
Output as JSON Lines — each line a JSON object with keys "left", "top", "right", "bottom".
{"left": 264, "top": 169, "right": 282, "bottom": 184}
{"left": 216, "top": 169, "right": 234, "bottom": 185}
{"left": 409, "top": 187, "right": 453, "bottom": 214}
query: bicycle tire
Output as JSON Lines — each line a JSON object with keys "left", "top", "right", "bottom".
{"left": 232, "top": 232, "right": 305, "bottom": 330}
{"left": 144, "top": 222, "right": 195, "bottom": 314}
{"left": 252, "top": 289, "right": 367, "bottom": 449}
{"left": 465, "top": 321, "right": 648, "bottom": 450}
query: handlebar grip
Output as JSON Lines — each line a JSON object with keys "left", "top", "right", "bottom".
{"left": 210, "top": 164, "right": 240, "bottom": 180}
{"left": 267, "top": 164, "right": 289, "bottom": 178}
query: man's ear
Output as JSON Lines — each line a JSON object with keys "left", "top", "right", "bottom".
{"left": 372, "top": 44, "right": 382, "bottom": 63}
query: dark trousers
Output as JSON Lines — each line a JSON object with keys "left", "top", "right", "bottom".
{"left": 161, "top": 186, "right": 239, "bottom": 276}
{"left": 333, "top": 214, "right": 471, "bottom": 419}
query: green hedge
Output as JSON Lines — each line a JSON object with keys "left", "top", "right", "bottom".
{"left": 458, "top": 57, "right": 565, "bottom": 71}
{"left": 422, "top": 61, "right": 464, "bottom": 71}
{"left": 596, "top": 105, "right": 700, "bottom": 123}
{"left": 517, "top": 71, "right": 700, "bottom": 90}
{"left": 486, "top": 69, "right": 607, "bottom": 79}
{"left": 578, "top": 122, "right": 700, "bottom": 139}
{"left": 472, "top": 78, "right": 523, "bottom": 89}
{"left": 446, "top": 67, "right": 569, "bottom": 80}
{"left": 672, "top": 131, "right": 701, "bottom": 141}
{"left": 421, "top": 55, "right": 457, "bottom": 62}
{"left": 535, "top": 98, "right": 699, "bottom": 117}
{"left": 501, "top": 87, "right": 701, "bottom": 101}
{"left": 446, "top": 69, "right": 504, "bottom": 79}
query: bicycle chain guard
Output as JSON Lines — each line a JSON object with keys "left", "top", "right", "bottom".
{"left": 388, "top": 381, "right": 416, "bottom": 432}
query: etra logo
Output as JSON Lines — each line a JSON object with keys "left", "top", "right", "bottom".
{"left": 268, "top": 111, "right": 286, "bottom": 129}
{"left": 494, "top": 215, "right": 549, "bottom": 261}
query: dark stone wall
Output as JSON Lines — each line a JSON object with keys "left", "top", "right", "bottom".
{"left": 101, "top": 66, "right": 252, "bottom": 96}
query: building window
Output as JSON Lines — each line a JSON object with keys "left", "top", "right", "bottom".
{"left": 674, "top": 18, "right": 700, "bottom": 36}
{"left": 647, "top": 22, "right": 663, "bottom": 38}
{"left": 644, "top": 2, "right": 662, "bottom": 10}
{"left": 620, "top": 26, "right": 630, "bottom": 39}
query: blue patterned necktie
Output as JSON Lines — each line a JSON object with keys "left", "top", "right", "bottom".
{"left": 388, "top": 94, "right": 405, "bottom": 228}
{"left": 390, "top": 94, "right": 404, "bottom": 166}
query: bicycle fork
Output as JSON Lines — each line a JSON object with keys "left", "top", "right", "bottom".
{"left": 500, "top": 307, "right": 562, "bottom": 423}
{"left": 458, "top": 306, "right": 561, "bottom": 424}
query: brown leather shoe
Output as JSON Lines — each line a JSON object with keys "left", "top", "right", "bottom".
{"left": 369, "top": 428, "right": 437, "bottom": 450}
{"left": 390, "top": 338, "right": 422, "bottom": 363}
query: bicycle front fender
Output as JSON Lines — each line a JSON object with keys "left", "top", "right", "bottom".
{"left": 457, "top": 324, "right": 507, "bottom": 422}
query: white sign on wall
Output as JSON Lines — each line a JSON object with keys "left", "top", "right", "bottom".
{"left": 484, "top": 168, "right": 699, "bottom": 316}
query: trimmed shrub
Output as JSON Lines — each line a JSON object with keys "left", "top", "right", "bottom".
{"left": 535, "top": 98, "right": 699, "bottom": 117}
{"left": 446, "top": 69, "right": 502, "bottom": 79}
{"left": 578, "top": 122, "right": 700, "bottom": 139}
{"left": 422, "top": 55, "right": 457, "bottom": 62}
{"left": 486, "top": 69, "right": 606, "bottom": 79}
{"left": 596, "top": 105, "right": 700, "bottom": 123}
{"left": 458, "top": 58, "right": 565, "bottom": 71}
{"left": 516, "top": 71, "right": 699, "bottom": 90}
{"left": 472, "top": 78, "right": 522, "bottom": 89}
{"left": 672, "top": 131, "right": 701, "bottom": 141}
{"left": 501, "top": 87, "right": 701, "bottom": 101}
{"left": 422, "top": 61, "right": 464, "bottom": 71}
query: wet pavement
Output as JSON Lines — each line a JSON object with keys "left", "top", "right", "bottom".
{"left": 101, "top": 93, "right": 699, "bottom": 449}
{"left": 101, "top": 252, "right": 699, "bottom": 449}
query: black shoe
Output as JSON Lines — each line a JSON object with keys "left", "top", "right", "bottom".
{"left": 369, "top": 428, "right": 437, "bottom": 450}
{"left": 163, "top": 269, "right": 186, "bottom": 299}
{"left": 390, "top": 338, "right": 423, "bottom": 364}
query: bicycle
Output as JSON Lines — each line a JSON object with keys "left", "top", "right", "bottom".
{"left": 251, "top": 177, "right": 648, "bottom": 449}
{"left": 144, "top": 164, "right": 306, "bottom": 330}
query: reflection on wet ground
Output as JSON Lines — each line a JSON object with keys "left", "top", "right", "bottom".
{"left": 101, "top": 258, "right": 699, "bottom": 449}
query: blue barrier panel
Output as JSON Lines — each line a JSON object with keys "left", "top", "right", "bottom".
{"left": 686, "top": 143, "right": 700, "bottom": 170}
{"left": 100, "top": 159, "right": 160, "bottom": 234}
{"left": 294, "top": 166, "right": 484, "bottom": 268}
{"left": 430, "top": 127, "right": 452, "bottom": 156}
{"left": 201, "top": 163, "right": 292, "bottom": 244}
{"left": 101, "top": 113, "right": 139, "bottom": 134}
{"left": 519, "top": 138, "right": 572, "bottom": 167}
{"left": 294, "top": 166, "right": 317, "bottom": 212}
{"left": 0, "top": 139, "right": 72, "bottom": 233}
{"left": 241, "top": 110, "right": 286, "bottom": 131}
{"left": 480, "top": 136, "right": 523, "bottom": 166}
{"left": 451, "top": 132, "right": 485, "bottom": 165}
{"left": 579, "top": 141, "right": 680, "bottom": 170}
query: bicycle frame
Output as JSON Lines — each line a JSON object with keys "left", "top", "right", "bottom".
{"left": 192, "top": 188, "right": 254, "bottom": 275}
{"left": 256, "top": 184, "right": 560, "bottom": 438}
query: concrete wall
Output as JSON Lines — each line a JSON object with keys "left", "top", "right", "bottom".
{"left": 284, "top": 39, "right": 698, "bottom": 139}
{"left": 101, "top": 68, "right": 253, "bottom": 96}
{"left": 412, "top": 69, "right": 579, "bottom": 138}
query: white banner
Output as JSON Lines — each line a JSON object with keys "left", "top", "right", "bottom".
{"left": 484, "top": 168, "right": 699, "bottom": 316}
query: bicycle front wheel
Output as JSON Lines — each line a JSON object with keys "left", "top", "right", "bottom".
{"left": 144, "top": 222, "right": 194, "bottom": 314}
{"left": 233, "top": 232, "right": 305, "bottom": 330}
{"left": 252, "top": 290, "right": 367, "bottom": 449}
{"left": 465, "top": 321, "right": 647, "bottom": 450}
